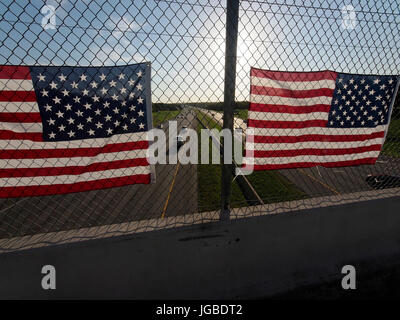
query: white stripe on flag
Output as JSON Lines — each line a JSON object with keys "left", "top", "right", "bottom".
{"left": 250, "top": 94, "right": 333, "bottom": 106}
{"left": 0, "top": 122, "right": 42, "bottom": 133}
{"left": 0, "top": 131, "right": 149, "bottom": 149}
{"left": 250, "top": 76, "right": 336, "bottom": 90}
{"left": 0, "top": 166, "right": 151, "bottom": 187}
{"left": 248, "top": 111, "right": 329, "bottom": 122}
{"left": 250, "top": 125, "right": 386, "bottom": 137}
{"left": 0, "top": 79, "right": 34, "bottom": 91}
{"left": 243, "top": 151, "right": 381, "bottom": 165}
{"left": 246, "top": 138, "right": 385, "bottom": 151}
{"left": 0, "top": 149, "right": 148, "bottom": 169}
{"left": 0, "top": 102, "right": 39, "bottom": 113}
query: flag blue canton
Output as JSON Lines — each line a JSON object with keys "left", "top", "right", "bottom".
{"left": 328, "top": 73, "right": 398, "bottom": 128}
{"left": 29, "top": 63, "right": 150, "bottom": 141}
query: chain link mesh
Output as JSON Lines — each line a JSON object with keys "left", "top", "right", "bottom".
{"left": 232, "top": 0, "right": 400, "bottom": 209}
{"left": 0, "top": 0, "right": 399, "bottom": 252}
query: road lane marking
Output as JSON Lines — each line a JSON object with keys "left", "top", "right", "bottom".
{"left": 298, "top": 168, "right": 340, "bottom": 195}
{"left": 161, "top": 112, "right": 197, "bottom": 218}
{"left": 161, "top": 162, "right": 181, "bottom": 219}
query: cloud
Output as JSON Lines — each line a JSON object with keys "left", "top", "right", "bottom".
{"left": 88, "top": 38, "right": 147, "bottom": 66}
{"left": 107, "top": 15, "right": 140, "bottom": 38}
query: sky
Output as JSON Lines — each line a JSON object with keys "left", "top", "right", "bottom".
{"left": 0, "top": 0, "right": 399, "bottom": 103}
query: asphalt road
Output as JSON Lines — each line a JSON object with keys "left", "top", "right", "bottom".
{"left": 160, "top": 109, "right": 198, "bottom": 218}
{"left": 0, "top": 109, "right": 199, "bottom": 239}
{"left": 279, "top": 155, "right": 400, "bottom": 197}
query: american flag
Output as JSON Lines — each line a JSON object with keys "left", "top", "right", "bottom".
{"left": 0, "top": 63, "right": 153, "bottom": 198}
{"left": 243, "top": 68, "right": 399, "bottom": 170}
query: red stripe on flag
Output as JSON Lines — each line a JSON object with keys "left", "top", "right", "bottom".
{"left": 250, "top": 68, "right": 337, "bottom": 82}
{"left": 250, "top": 85, "right": 334, "bottom": 98}
{"left": 250, "top": 144, "right": 382, "bottom": 158}
{"left": 249, "top": 103, "right": 331, "bottom": 114}
{"left": 0, "top": 112, "right": 41, "bottom": 123}
{"left": 0, "top": 130, "right": 43, "bottom": 141}
{"left": 0, "top": 66, "right": 31, "bottom": 79}
{"left": 0, "top": 91, "right": 37, "bottom": 102}
{"left": 244, "top": 158, "right": 378, "bottom": 171}
{"left": 0, "top": 174, "right": 151, "bottom": 198}
{"left": 251, "top": 131, "right": 385, "bottom": 143}
{"left": 248, "top": 119, "right": 327, "bottom": 129}
{"left": 0, "top": 158, "right": 149, "bottom": 178}
{"left": 0, "top": 140, "right": 149, "bottom": 159}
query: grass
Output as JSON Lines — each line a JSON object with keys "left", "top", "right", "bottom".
{"left": 245, "top": 170, "right": 307, "bottom": 204}
{"left": 196, "top": 110, "right": 222, "bottom": 130}
{"left": 382, "top": 118, "right": 400, "bottom": 158}
{"left": 152, "top": 110, "right": 180, "bottom": 127}
{"left": 196, "top": 112, "right": 247, "bottom": 212}
{"left": 234, "top": 109, "right": 248, "bottom": 120}
{"left": 196, "top": 108, "right": 248, "bottom": 122}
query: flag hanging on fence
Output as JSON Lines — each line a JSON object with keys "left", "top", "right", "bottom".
{"left": 0, "top": 63, "right": 154, "bottom": 198}
{"left": 243, "top": 68, "right": 399, "bottom": 171}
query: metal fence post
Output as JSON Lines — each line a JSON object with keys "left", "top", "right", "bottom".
{"left": 220, "top": 0, "right": 240, "bottom": 221}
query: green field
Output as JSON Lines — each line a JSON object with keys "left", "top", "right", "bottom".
{"left": 245, "top": 170, "right": 307, "bottom": 203}
{"left": 198, "top": 110, "right": 307, "bottom": 207}
{"left": 196, "top": 112, "right": 247, "bottom": 212}
{"left": 197, "top": 151, "right": 248, "bottom": 211}
{"left": 196, "top": 110, "right": 222, "bottom": 130}
{"left": 152, "top": 110, "right": 180, "bottom": 127}
{"left": 234, "top": 109, "right": 248, "bottom": 120}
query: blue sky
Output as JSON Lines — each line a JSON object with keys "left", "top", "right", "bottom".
{"left": 0, "top": 0, "right": 399, "bottom": 103}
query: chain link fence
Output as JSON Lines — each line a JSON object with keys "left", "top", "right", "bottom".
{"left": 232, "top": 0, "right": 400, "bottom": 208}
{"left": 0, "top": 0, "right": 399, "bottom": 252}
